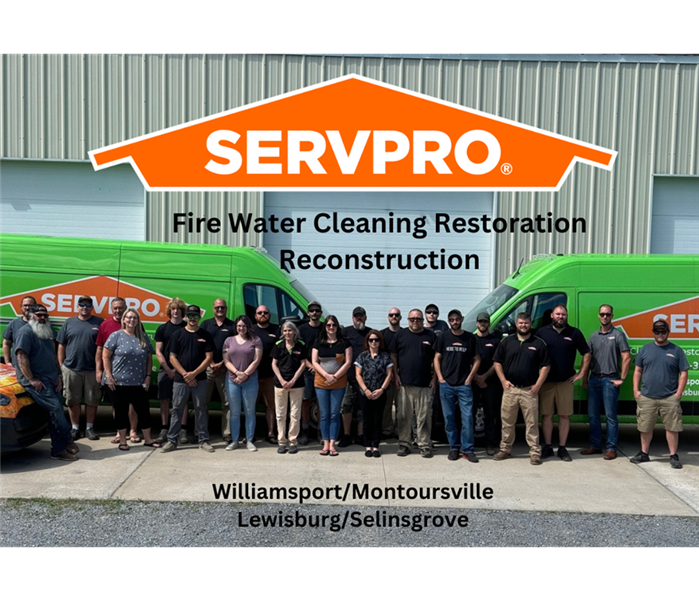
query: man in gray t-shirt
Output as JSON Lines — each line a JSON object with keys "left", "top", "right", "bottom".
{"left": 2, "top": 295, "right": 36, "bottom": 367}
{"left": 57, "top": 295, "right": 104, "bottom": 441}
{"left": 630, "top": 319, "right": 690, "bottom": 469}
{"left": 14, "top": 305, "right": 79, "bottom": 461}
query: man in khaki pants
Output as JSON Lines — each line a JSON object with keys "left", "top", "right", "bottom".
{"left": 492, "top": 313, "right": 550, "bottom": 465}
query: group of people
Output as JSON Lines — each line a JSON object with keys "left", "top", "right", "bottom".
{"left": 2, "top": 295, "right": 691, "bottom": 469}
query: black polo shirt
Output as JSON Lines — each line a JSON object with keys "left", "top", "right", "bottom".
{"left": 434, "top": 330, "right": 478, "bottom": 387}
{"left": 343, "top": 325, "right": 372, "bottom": 383}
{"left": 475, "top": 332, "right": 501, "bottom": 380}
{"left": 155, "top": 320, "right": 186, "bottom": 370}
{"left": 536, "top": 324, "right": 590, "bottom": 382}
{"left": 270, "top": 339, "right": 308, "bottom": 388}
{"left": 493, "top": 333, "right": 550, "bottom": 387}
{"left": 168, "top": 327, "right": 215, "bottom": 383}
{"left": 381, "top": 327, "right": 401, "bottom": 351}
{"left": 199, "top": 317, "right": 235, "bottom": 364}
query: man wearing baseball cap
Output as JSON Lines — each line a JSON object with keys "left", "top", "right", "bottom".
{"left": 472, "top": 312, "right": 503, "bottom": 455}
{"left": 630, "top": 319, "right": 690, "bottom": 469}
{"left": 298, "top": 301, "right": 323, "bottom": 444}
{"left": 340, "top": 306, "right": 372, "bottom": 446}
{"left": 161, "top": 305, "right": 215, "bottom": 453}
{"left": 14, "top": 305, "right": 80, "bottom": 460}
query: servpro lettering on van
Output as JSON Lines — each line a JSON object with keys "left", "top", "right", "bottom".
{"left": 205, "top": 130, "right": 501, "bottom": 176}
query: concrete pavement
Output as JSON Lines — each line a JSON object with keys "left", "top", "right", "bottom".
{"left": 2, "top": 415, "right": 698, "bottom": 517}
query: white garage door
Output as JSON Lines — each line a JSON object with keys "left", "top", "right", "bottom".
{"left": 0, "top": 160, "right": 145, "bottom": 241}
{"left": 650, "top": 177, "right": 699, "bottom": 254}
{"left": 264, "top": 192, "right": 493, "bottom": 326}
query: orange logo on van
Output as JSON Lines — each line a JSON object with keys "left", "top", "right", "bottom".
{"left": 89, "top": 75, "right": 616, "bottom": 191}
{"left": 0, "top": 276, "right": 186, "bottom": 323}
{"left": 613, "top": 296, "right": 699, "bottom": 340}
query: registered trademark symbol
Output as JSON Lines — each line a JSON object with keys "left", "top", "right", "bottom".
{"left": 501, "top": 163, "right": 513, "bottom": 175}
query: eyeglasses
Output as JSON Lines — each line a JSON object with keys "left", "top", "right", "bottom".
{"left": 652, "top": 329, "right": 668, "bottom": 334}
{"left": 599, "top": 313, "right": 612, "bottom": 317}
{"left": 325, "top": 323, "right": 337, "bottom": 328}
{"left": 477, "top": 320, "right": 490, "bottom": 324}
{"left": 368, "top": 338, "right": 380, "bottom": 343}
{"left": 256, "top": 310, "right": 269, "bottom": 315}
{"left": 186, "top": 314, "right": 201, "bottom": 319}
{"left": 308, "top": 309, "right": 321, "bottom": 314}
{"left": 425, "top": 310, "right": 438, "bottom": 315}
{"left": 408, "top": 317, "right": 423, "bottom": 322}
{"left": 35, "top": 313, "right": 49, "bottom": 318}
{"left": 388, "top": 313, "right": 401, "bottom": 318}
{"left": 214, "top": 306, "right": 226, "bottom": 310}
{"left": 78, "top": 303, "right": 93, "bottom": 309}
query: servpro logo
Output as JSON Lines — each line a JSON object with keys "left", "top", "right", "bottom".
{"left": 0, "top": 276, "right": 188, "bottom": 323}
{"left": 89, "top": 75, "right": 616, "bottom": 191}
{"left": 613, "top": 296, "right": 699, "bottom": 340}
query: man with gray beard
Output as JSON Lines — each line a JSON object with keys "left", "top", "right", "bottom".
{"left": 14, "top": 305, "right": 79, "bottom": 461}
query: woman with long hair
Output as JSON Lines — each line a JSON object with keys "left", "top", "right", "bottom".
{"left": 271, "top": 321, "right": 308, "bottom": 454}
{"left": 311, "top": 315, "right": 352, "bottom": 457}
{"left": 103, "top": 308, "right": 160, "bottom": 450}
{"left": 355, "top": 330, "right": 393, "bottom": 458}
{"left": 223, "top": 315, "right": 262, "bottom": 452}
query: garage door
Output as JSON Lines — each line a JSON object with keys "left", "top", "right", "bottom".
{"left": 264, "top": 192, "right": 493, "bottom": 325}
{"left": 0, "top": 160, "right": 145, "bottom": 241}
{"left": 650, "top": 177, "right": 699, "bottom": 254}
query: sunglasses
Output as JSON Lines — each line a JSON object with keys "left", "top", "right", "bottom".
{"left": 78, "top": 303, "right": 93, "bottom": 309}
{"left": 368, "top": 338, "right": 380, "bottom": 343}
{"left": 653, "top": 329, "right": 668, "bottom": 334}
{"left": 214, "top": 306, "right": 226, "bottom": 310}
{"left": 308, "top": 309, "right": 321, "bottom": 313}
{"left": 477, "top": 320, "right": 490, "bottom": 324}
{"left": 408, "top": 317, "right": 423, "bottom": 322}
{"left": 186, "top": 314, "right": 201, "bottom": 319}
{"left": 425, "top": 310, "right": 438, "bottom": 315}
{"left": 35, "top": 313, "right": 49, "bottom": 318}
{"left": 325, "top": 323, "right": 337, "bottom": 327}
{"left": 256, "top": 310, "right": 269, "bottom": 315}
{"left": 388, "top": 313, "right": 401, "bottom": 318}
{"left": 599, "top": 313, "right": 612, "bottom": 317}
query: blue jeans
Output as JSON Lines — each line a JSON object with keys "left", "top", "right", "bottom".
{"left": 25, "top": 382, "right": 72, "bottom": 456}
{"left": 587, "top": 375, "right": 620, "bottom": 450}
{"left": 316, "top": 387, "right": 344, "bottom": 441}
{"left": 440, "top": 382, "right": 474, "bottom": 453}
{"left": 226, "top": 373, "right": 259, "bottom": 442}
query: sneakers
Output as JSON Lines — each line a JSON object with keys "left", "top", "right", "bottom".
{"left": 51, "top": 449, "right": 78, "bottom": 461}
{"left": 420, "top": 448, "right": 433, "bottom": 459}
{"left": 541, "top": 444, "right": 554, "bottom": 459}
{"left": 630, "top": 451, "right": 650, "bottom": 464}
{"left": 397, "top": 446, "right": 411, "bottom": 457}
{"left": 297, "top": 431, "right": 310, "bottom": 446}
{"left": 670, "top": 454, "right": 682, "bottom": 469}
{"left": 178, "top": 430, "right": 189, "bottom": 445}
{"left": 277, "top": 445, "right": 288, "bottom": 454}
{"left": 463, "top": 452, "right": 479, "bottom": 463}
{"left": 247, "top": 441, "right": 258, "bottom": 452}
{"left": 580, "top": 447, "right": 603, "bottom": 455}
{"left": 160, "top": 441, "right": 177, "bottom": 453}
{"left": 557, "top": 446, "right": 572, "bottom": 462}
{"left": 447, "top": 449, "right": 460, "bottom": 461}
{"left": 604, "top": 450, "right": 617, "bottom": 460}
{"left": 492, "top": 451, "right": 510, "bottom": 461}
{"left": 288, "top": 446, "right": 299, "bottom": 455}
{"left": 225, "top": 441, "right": 238, "bottom": 451}
{"left": 338, "top": 435, "right": 352, "bottom": 448}
{"left": 155, "top": 429, "right": 169, "bottom": 444}
{"left": 486, "top": 446, "right": 497, "bottom": 456}
{"left": 70, "top": 429, "right": 81, "bottom": 441}
{"left": 530, "top": 455, "right": 542, "bottom": 465}
{"left": 199, "top": 442, "right": 215, "bottom": 453}
{"left": 65, "top": 441, "right": 80, "bottom": 455}
{"left": 372, "top": 449, "right": 381, "bottom": 458}
{"left": 365, "top": 450, "right": 373, "bottom": 458}
{"left": 85, "top": 428, "right": 100, "bottom": 441}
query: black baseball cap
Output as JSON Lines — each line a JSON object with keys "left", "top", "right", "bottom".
{"left": 353, "top": 306, "right": 366, "bottom": 316}
{"left": 186, "top": 305, "right": 202, "bottom": 316}
{"left": 30, "top": 304, "right": 49, "bottom": 315}
{"left": 652, "top": 319, "right": 669, "bottom": 332}
{"left": 308, "top": 301, "right": 322, "bottom": 311}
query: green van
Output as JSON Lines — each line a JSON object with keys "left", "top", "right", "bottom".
{"left": 463, "top": 254, "right": 699, "bottom": 422}
{"left": 0, "top": 233, "right": 317, "bottom": 393}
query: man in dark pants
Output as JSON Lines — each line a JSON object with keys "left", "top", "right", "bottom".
{"left": 298, "top": 301, "right": 323, "bottom": 445}
{"left": 252, "top": 304, "right": 280, "bottom": 444}
{"left": 472, "top": 312, "right": 502, "bottom": 456}
{"left": 14, "top": 305, "right": 79, "bottom": 461}
{"left": 2, "top": 295, "right": 35, "bottom": 366}
{"left": 381, "top": 307, "right": 402, "bottom": 438}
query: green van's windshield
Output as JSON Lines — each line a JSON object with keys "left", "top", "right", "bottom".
{"left": 463, "top": 284, "right": 519, "bottom": 331}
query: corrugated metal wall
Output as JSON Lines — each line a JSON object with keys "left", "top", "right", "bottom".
{"left": 2, "top": 54, "right": 697, "bottom": 283}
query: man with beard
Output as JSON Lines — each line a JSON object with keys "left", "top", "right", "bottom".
{"left": 298, "top": 301, "right": 323, "bottom": 445}
{"left": 536, "top": 304, "right": 590, "bottom": 462}
{"left": 472, "top": 312, "right": 502, "bottom": 455}
{"left": 391, "top": 309, "right": 436, "bottom": 458}
{"left": 200, "top": 299, "right": 235, "bottom": 443}
{"left": 251, "top": 304, "right": 280, "bottom": 443}
{"left": 380, "top": 307, "right": 402, "bottom": 438}
{"left": 492, "top": 312, "right": 550, "bottom": 465}
{"left": 57, "top": 295, "right": 104, "bottom": 441}
{"left": 434, "top": 309, "right": 481, "bottom": 462}
{"left": 14, "top": 305, "right": 79, "bottom": 461}
{"left": 340, "top": 306, "right": 372, "bottom": 447}
{"left": 96, "top": 297, "right": 140, "bottom": 444}
{"left": 2, "top": 295, "right": 36, "bottom": 366}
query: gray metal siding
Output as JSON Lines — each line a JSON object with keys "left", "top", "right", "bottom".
{"left": 2, "top": 55, "right": 698, "bottom": 282}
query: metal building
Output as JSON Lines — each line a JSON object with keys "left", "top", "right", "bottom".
{"left": 1, "top": 54, "right": 697, "bottom": 318}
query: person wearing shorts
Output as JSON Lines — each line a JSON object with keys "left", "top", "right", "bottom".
{"left": 535, "top": 304, "right": 590, "bottom": 462}
{"left": 631, "top": 319, "right": 690, "bottom": 469}
{"left": 57, "top": 295, "right": 104, "bottom": 441}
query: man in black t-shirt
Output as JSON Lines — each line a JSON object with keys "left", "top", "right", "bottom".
{"left": 161, "top": 305, "right": 214, "bottom": 453}
{"left": 253, "top": 305, "right": 280, "bottom": 444}
{"left": 493, "top": 312, "right": 550, "bottom": 465}
{"left": 472, "top": 312, "right": 503, "bottom": 455}
{"left": 390, "top": 309, "right": 436, "bottom": 458}
{"left": 297, "top": 300, "right": 323, "bottom": 445}
{"left": 434, "top": 309, "right": 481, "bottom": 463}
{"left": 380, "top": 307, "right": 403, "bottom": 438}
